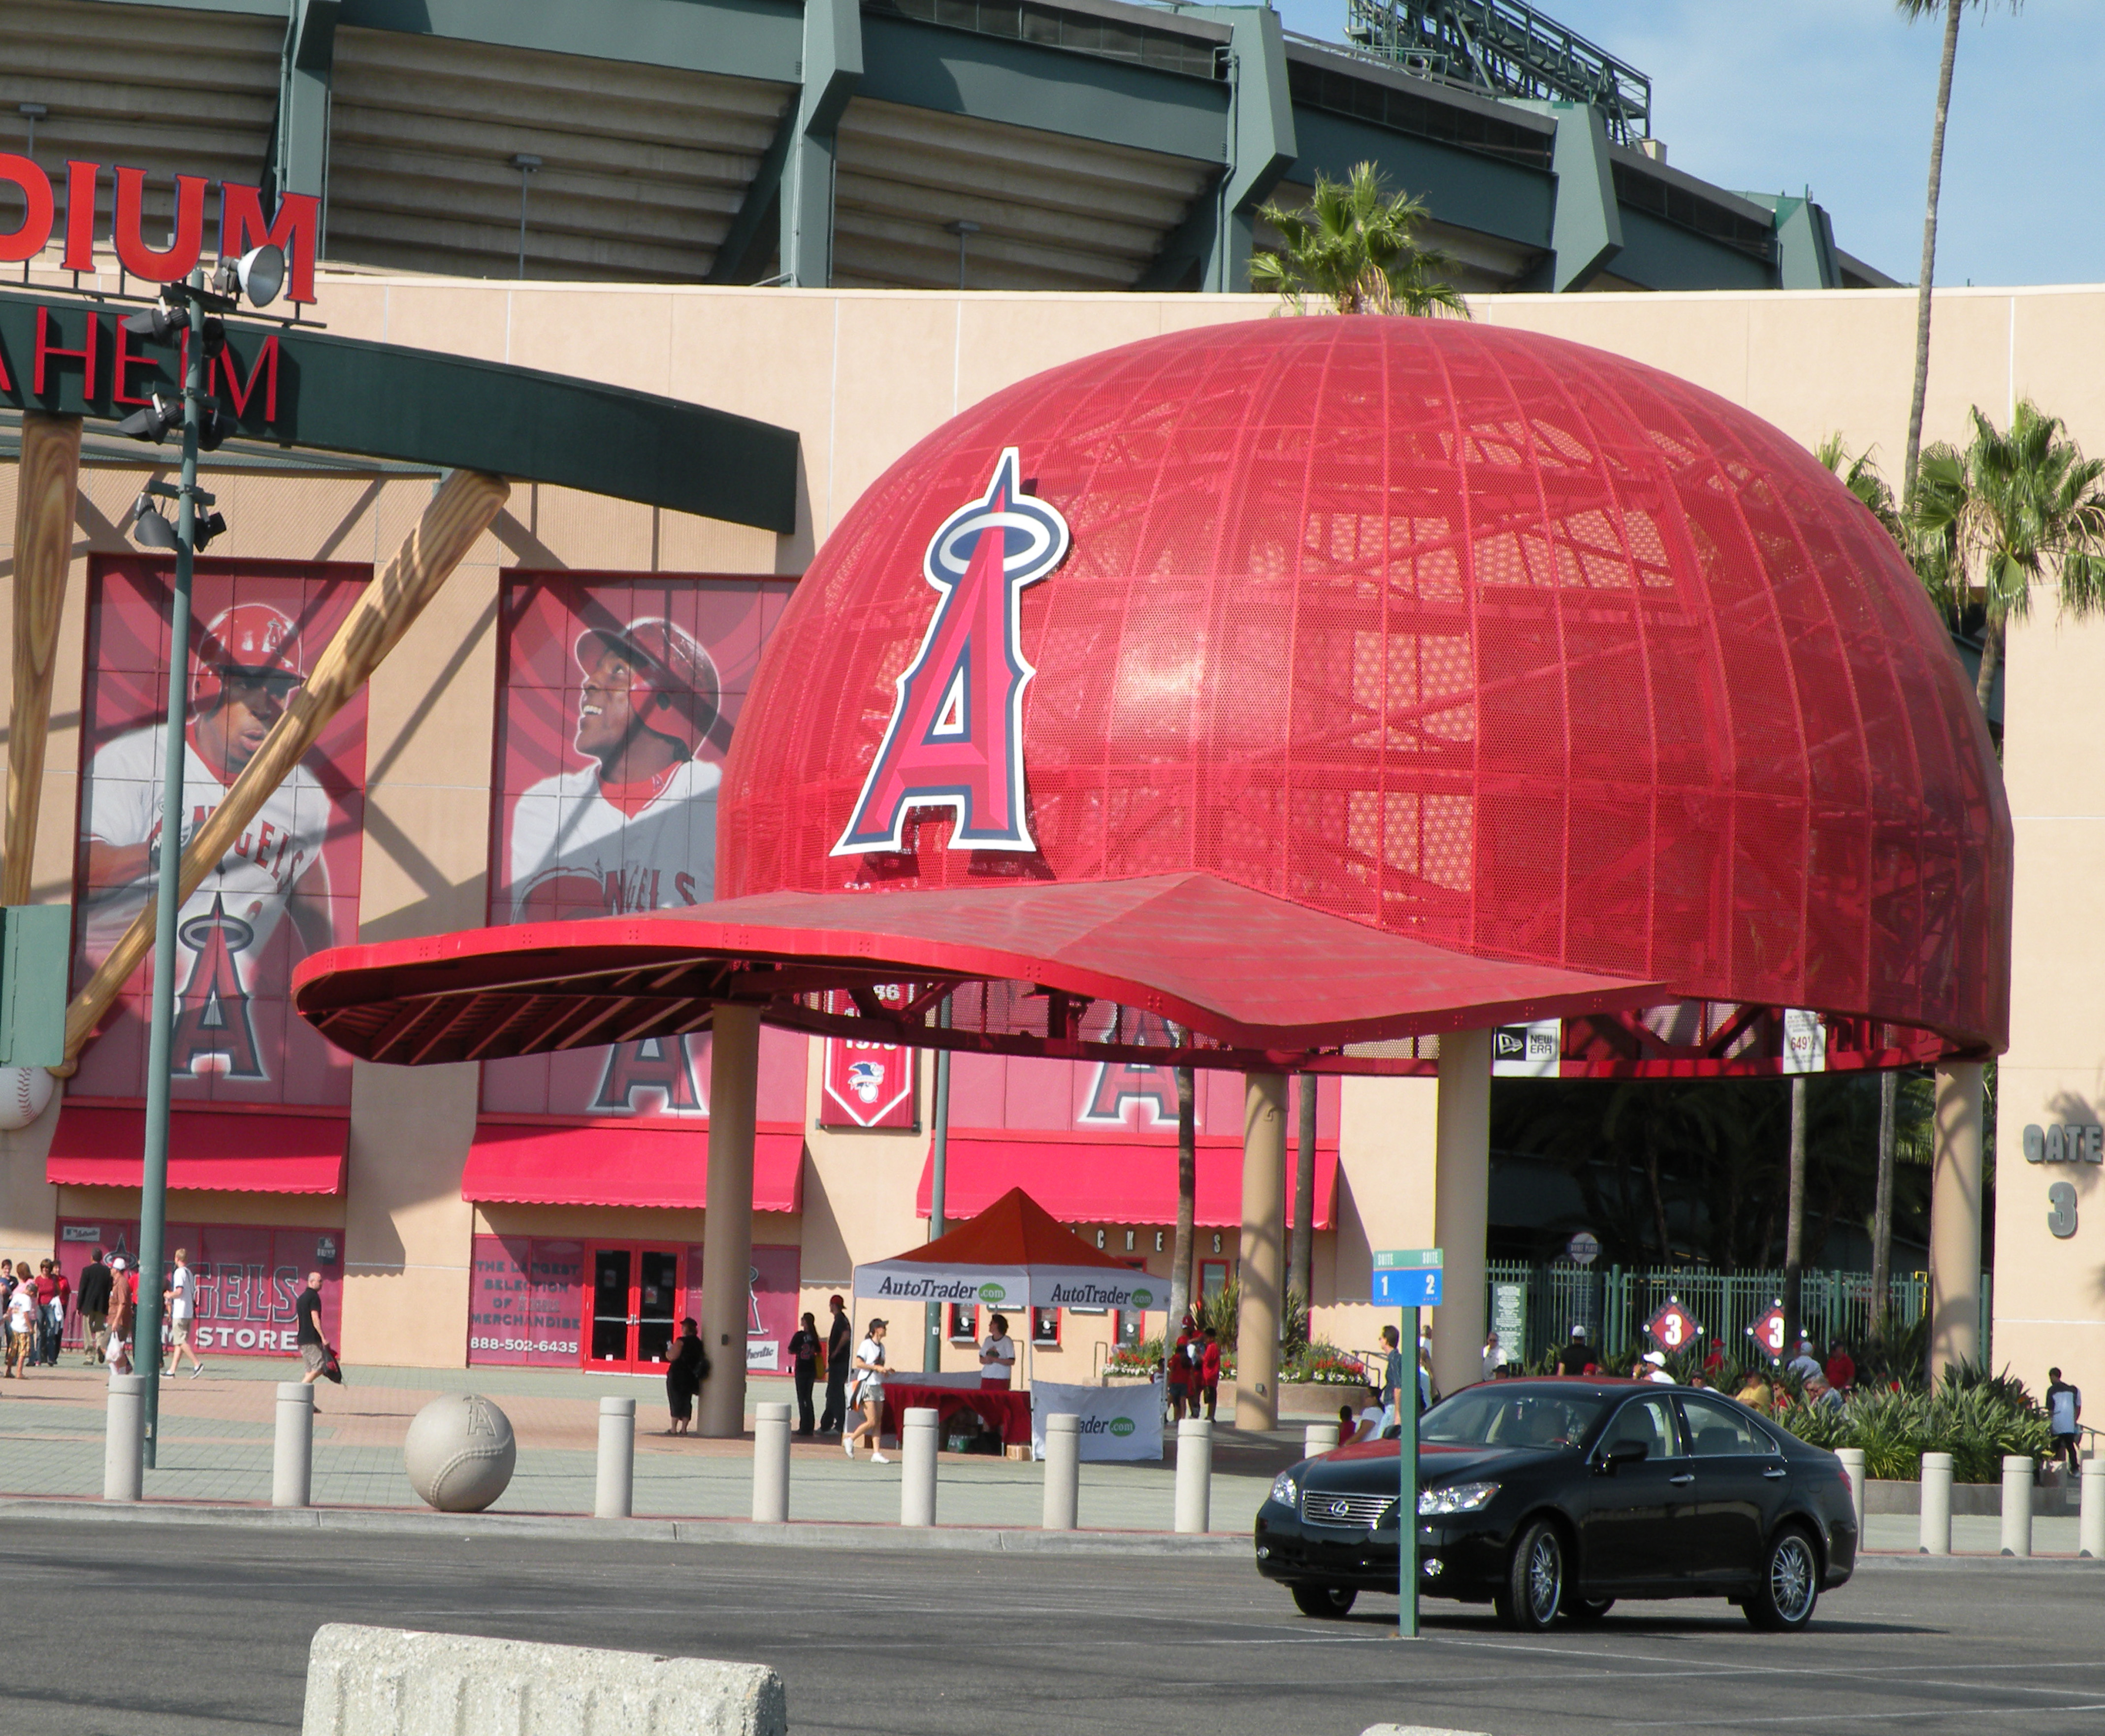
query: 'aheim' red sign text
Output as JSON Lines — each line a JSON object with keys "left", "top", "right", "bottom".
{"left": 0, "top": 154, "right": 318, "bottom": 305}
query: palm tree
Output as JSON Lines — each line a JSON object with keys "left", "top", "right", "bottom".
{"left": 1816, "top": 434, "right": 1907, "bottom": 546}
{"left": 1251, "top": 161, "right": 1469, "bottom": 317}
{"left": 1913, "top": 400, "right": 2105, "bottom": 709}
{"left": 1165, "top": 1031, "right": 1197, "bottom": 1340}
{"left": 1896, "top": 0, "right": 2023, "bottom": 498}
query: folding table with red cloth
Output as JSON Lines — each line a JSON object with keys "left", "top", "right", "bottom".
{"left": 878, "top": 1381, "right": 1033, "bottom": 1449}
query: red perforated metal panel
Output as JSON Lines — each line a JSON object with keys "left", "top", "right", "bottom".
{"left": 722, "top": 317, "right": 2009, "bottom": 1055}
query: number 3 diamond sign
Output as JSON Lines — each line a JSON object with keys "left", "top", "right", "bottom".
{"left": 1749, "top": 1304, "right": 1788, "bottom": 1360}
{"left": 1647, "top": 1299, "right": 1700, "bottom": 1354}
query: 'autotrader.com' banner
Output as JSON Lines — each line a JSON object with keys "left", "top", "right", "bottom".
{"left": 1029, "top": 1378, "right": 1163, "bottom": 1462}
{"left": 851, "top": 1263, "right": 1159, "bottom": 1311}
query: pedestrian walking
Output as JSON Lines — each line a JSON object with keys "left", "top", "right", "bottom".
{"left": 1824, "top": 1341, "right": 1855, "bottom": 1392}
{"left": 1378, "top": 1323, "right": 1404, "bottom": 1426}
{"left": 2046, "top": 1368, "right": 2083, "bottom": 1473}
{"left": 294, "top": 1271, "right": 330, "bottom": 1388}
{"left": 1199, "top": 1327, "right": 1222, "bottom": 1422}
{"left": 5, "top": 1264, "right": 38, "bottom": 1376}
{"left": 1166, "top": 1313, "right": 1197, "bottom": 1421}
{"left": 665, "top": 1317, "right": 708, "bottom": 1435}
{"left": 34, "top": 1260, "right": 66, "bottom": 1366}
{"left": 105, "top": 1257, "right": 135, "bottom": 1373}
{"left": 818, "top": 1293, "right": 852, "bottom": 1436}
{"left": 1482, "top": 1329, "right": 1501, "bottom": 1382}
{"left": 978, "top": 1312, "right": 1016, "bottom": 1388}
{"left": 162, "top": 1248, "right": 204, "bottom": 1378}
{"left": 786, "top": 1311, "right": 822, "bottom": 1435}
{"left": 76, "top": 1249, "right": 113, "bottom": 1368}
{"left": 845, "top": 1318, "right": 889, "bottom": 1462}
{"left": 1557, "top": 1324, "right": 1595, "bottom": 1376}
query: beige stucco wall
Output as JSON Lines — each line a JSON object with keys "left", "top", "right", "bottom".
{"left": 4, "top": 273, "right": 2094, "bottom": 1383}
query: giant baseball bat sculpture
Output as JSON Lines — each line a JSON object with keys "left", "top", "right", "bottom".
{"left": 59, "top": 467, "right": 510, "bottom": 1066}
{"left": 5, "top": 413, "right": 84, "bottom": 907}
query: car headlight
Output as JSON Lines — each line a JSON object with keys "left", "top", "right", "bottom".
{"left": 1418, "top": 1480, "right": 1500, "bottom": 1515}
{"left": 1269, "top": 1471, "right": 1299, "bottom": 1507}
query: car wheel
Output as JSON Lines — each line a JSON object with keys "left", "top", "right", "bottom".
{"left": 1493, "top": 1519, "right": 1566, "bottom": 1632}
{"left": 1290, "top": 1583, "right": 1357, "bottom": 1618}
{"left": 1563, "top": 1596, "right": 1615, "bottom": 1623}
{"left": 1742, "top": 1526, "right": 1820, "bottom": 1633}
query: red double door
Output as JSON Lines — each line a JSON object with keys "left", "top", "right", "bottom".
{"left": 583, "top": 1244, "right": 686, "bottom": 1373}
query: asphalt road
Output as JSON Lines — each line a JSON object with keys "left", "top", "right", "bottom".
{"left": 3, "top": 1520, "right": 2102, "bottom": 1735}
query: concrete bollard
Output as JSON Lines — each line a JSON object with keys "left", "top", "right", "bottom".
{"left": 901, "top": 1407, "right": 939, "bottom": 1527}
{"left": 273, "top": 1382, "right": 315, "bottom": 1508}
{"left": 103, "top": 1374, "right": 142, "bottom": 1503}
{"left": 1175, "top": 1417, "right": 1212, "bottom": 1534}
{"left": 1837, "top": 1447, "right": 1867, "bottom": 1539}
{"left": 1042, "top": 1413, "right": 1080, "bottom": 1531}
{"left": 594, "top": 1397, "right": 635, "bottom": 1519}
{"left": 2001, "top": 1455, "right": 2034, "bottom": 1557}
{"left": 2080, "top": 1458, "right": 2105, "bottom": 1559}
{"left": 1304, "top": 1421, "right": 1340, "bottom": 1457}
{"left": 1919, "top": 1451, "right": 1953, "bottom": 1555}
{"left": 752, "top": 1401, "right": 792, "bottom": 1523}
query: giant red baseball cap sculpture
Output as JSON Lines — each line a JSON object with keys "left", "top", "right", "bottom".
{"left": 294, "top": 317, "right": 2009, "bottom": 1076}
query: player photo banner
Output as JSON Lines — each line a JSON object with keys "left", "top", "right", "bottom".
{"left": 69, "top": 557, "right": 369, "bottom": 1108}
{"left": 484, "top": 573, "right": 795, "bottom": 1120}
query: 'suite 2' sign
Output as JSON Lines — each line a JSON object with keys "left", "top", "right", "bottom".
{"left": 0, "top": 155, "right": 318, "bottom": 305}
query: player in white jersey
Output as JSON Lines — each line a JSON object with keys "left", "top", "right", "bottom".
{"left": 509, "top": 617, "right": 722, "bottom": 923}
{"left": 80, "top": 604, "right": 334, "bottom": 1073}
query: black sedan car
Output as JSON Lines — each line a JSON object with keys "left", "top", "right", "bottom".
{"left": 1255, "top": 1378, "right": 1856, "bottom": 1632}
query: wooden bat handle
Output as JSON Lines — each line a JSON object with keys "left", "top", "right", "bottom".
{"left": 59, "top": 468, "right": 510, "bottom": 1065}
{"left": 5, "top": 414, "right": 83, "bottom": 908}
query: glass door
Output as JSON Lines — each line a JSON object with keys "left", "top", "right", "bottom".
{"left": 583, "top": 1245, "right": 685, "bottom": 1372}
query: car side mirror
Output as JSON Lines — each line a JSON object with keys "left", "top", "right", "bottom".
{"left": 1597, "top": 1439, "right": 1648, "bottom": 1474}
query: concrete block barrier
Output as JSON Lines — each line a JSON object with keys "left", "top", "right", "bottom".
{"left": 301, "top": 1623, "right": 786, "bottom": 1736}
{"left": 2080, "top": 1460, "right": 2104, "bottom": 1559}
{"left": 1919, "top": 1452, "right": 1953, "bottom": 1556}
{"left": 901, "top": 1407, "right": 938, "bottom": 1527}
{"left": 1175, "top": 1418, "right": 1212, "bottom": 1534}
{"left": 1304, "top": 1421, "right": 1340, "bottom": 1457}
{"left": 1837, "top": 1448, "right": 1866, "bottom": 1539}
{"left": 752, "top": 1402, "right": 791, "bottom": 1523}
{"left": 1042, "top": 1413, "right": 1079, "bottom": 1530}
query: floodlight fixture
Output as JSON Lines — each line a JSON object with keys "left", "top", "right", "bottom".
{"left": 213, "top": 242, "right": 285, "bottom": 309}
{"left": 130, "top": 493, "right": 180, "bottom": 550}
{"left": 123, "top": 299, "right": 184, "bottom": 344}
{"left": 116, "top": 391, "right": 181, "bottom": 444}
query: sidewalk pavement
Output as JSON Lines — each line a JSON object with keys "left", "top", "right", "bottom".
{"left": 0, "top": 1357, "right": 1287, "bottom": 1534}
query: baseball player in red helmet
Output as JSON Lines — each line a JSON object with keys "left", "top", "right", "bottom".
{"left": 509, "top": 616, "right": 723, "bottom": 924}
{"left": 80, "top": 600, "right": 336, "bottom": 1063}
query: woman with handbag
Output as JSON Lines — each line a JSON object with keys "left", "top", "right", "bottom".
{"left": 844, "top": 1317, "right": 889, "bottom": 1463}
{"left": 665, "top": 1317, "right": 709, "bottom": 1435}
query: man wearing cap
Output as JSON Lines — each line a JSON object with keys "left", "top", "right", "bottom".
{"left": 509, "top": 617, "right": 723, "bottom": 923}
{"left": 1636, "top": 1350, "right": 1674, "bottom": 1384}
{"left": 80, "top": 604, "right": 335, "bottom": 1072}
{"left": 1557, "top": 1325, "right": 1596, "bottom": 1376}
{"left": 818, "top": 1293, "right": 854, "bottom": 1436}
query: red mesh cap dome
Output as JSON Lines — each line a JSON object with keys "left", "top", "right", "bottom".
{"left": 723, "top": 316, "right": 2010, "bottom": 1055}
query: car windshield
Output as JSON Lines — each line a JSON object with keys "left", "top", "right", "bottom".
{"left": 1420, "top": 1388, "right": 1609, "bottom": 1450}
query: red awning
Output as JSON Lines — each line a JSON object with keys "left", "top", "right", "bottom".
{"left": 915, "top": 1133, "right": 1337, "bottom": 1230}
{"left": 47, "top": 1106, "right": 348, "bottom": 1195}
{"left": 461, "top": 1119, "right": 806, "bottom": 1212}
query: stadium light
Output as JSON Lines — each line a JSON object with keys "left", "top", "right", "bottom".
{"left": 214, "top": 242, "right": 285, "bottom": 309}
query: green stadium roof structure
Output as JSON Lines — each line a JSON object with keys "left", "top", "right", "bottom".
{"left": 32, "top": 0, "right": 1896, "bottom": 297}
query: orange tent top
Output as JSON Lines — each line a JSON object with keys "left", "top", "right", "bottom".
{"left": 884, "top": 1186, "right": 1137, "bottom": 1273}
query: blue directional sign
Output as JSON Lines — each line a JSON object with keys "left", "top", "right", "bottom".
{"left": 1373, "top": 1266, "right": 1443, "bottom": 1306}
{"left": 1371, "top": 1247, "right": 1443, "bottom": 1306}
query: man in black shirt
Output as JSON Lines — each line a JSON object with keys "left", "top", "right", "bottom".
{"left": 76, "top": 1249, "right": 114, "bottom": 1368}
{"left": 818, "top": 1293, "right": 853, "bottom": 1436}
{"left": 295, "top": 1272, "right": 328, "bottom": 1386}
{"left": 1557, "top": 1325, "right": 1595, "bottom": 1376}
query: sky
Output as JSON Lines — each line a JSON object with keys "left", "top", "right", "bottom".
{"left": 1267, "top": 0, "right": 2105, "bottom": 288}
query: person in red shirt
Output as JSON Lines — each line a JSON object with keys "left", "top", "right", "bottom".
{"left": 1824, "top": 1343, "right": 1855, "bottom": 1393}
{"left": 33, "top": 1261, "right": 67, "bottom": 1368}
{"left": 1166, "top": 1314, "right": 1197, "bottom": 1421}
{"left": 1199, "top": 1328, "right": 1223, "bottom": 1423}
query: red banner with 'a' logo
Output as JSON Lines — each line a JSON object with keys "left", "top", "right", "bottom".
{"left": 819, "top": 988, "right": 917, "bottom": 1129}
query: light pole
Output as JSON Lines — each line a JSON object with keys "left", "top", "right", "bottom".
{"left": 117, "top": 245, "right": 284, "bottom": 1469}
{"left": 923, "top": 994, "right": 951, "bottom": 1374}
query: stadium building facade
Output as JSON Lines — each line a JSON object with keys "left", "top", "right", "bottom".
{"left": 0, "top": 0, "right": 2094, "bottom": 1413}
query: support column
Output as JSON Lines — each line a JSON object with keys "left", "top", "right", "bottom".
{"left": 698, "top": 1004, "right": 760, "bottom": 1438}
{"left": 779, "top": 0, "right": 861, "bottom": 288}
{"left": 1543, "top": 102, "right": 1623, "bottom": 292}
{"left": 1432, "top": 1030, "right": 1491, "bottom": 1399}
{"left": 272, "top": 0, "right": 339, "bottom": 229}
{"left": 5, "top": 412, "right": 80, "bottom": 907}
{"left": 1928, "top": 1061, "right": 1984, "bottom": 1383}
{"left": 1232, "top": 1072, "right": 1288, "bottom": 1432}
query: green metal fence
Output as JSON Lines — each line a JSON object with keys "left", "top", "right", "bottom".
{"left": 1485, "top": 1262, "right": 1991, "bottom": 1367}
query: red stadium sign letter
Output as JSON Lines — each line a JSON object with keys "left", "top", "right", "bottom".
{"left": 833, "top": 448, "right": 1069, "bottom": 855}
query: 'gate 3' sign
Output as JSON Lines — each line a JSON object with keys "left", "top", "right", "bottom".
{"left": 0, "top": 154, "right": 318, "bottom": 304}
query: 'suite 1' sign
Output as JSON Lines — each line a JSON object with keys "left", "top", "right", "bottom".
{"left": 0, "top": 155, "right": 318, "bottom": 305}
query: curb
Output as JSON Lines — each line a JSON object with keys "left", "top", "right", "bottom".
{"left": 1853, "top": 1549, "right": 2100, "bottom": 1569}
{"left": 0, "top": 1498, "right": 1249, "bottom": 1557}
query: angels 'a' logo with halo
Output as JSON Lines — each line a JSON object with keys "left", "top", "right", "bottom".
{"left": 833, "top": 448, "right": 1069, "bottom": 855}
